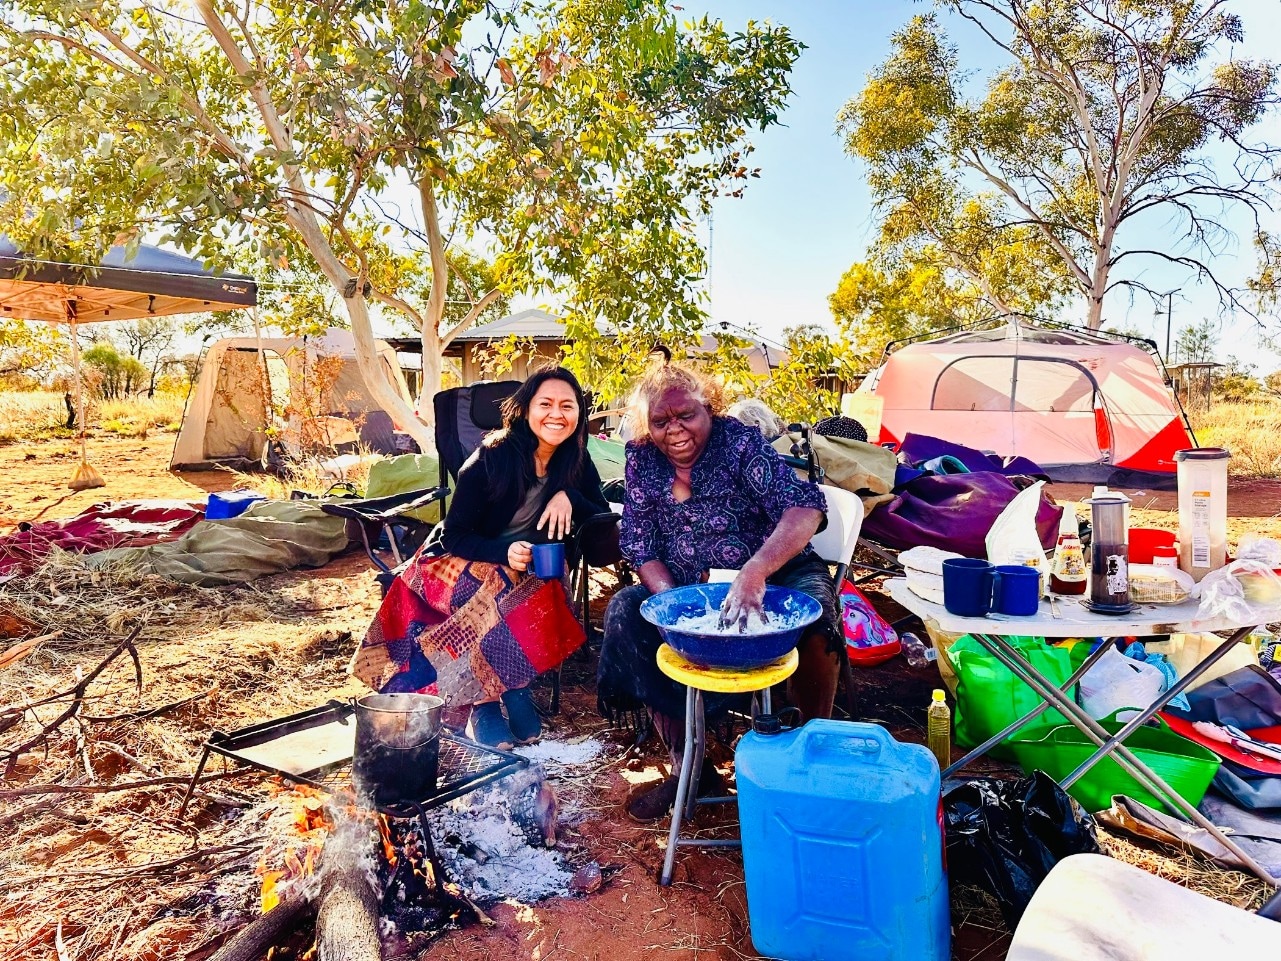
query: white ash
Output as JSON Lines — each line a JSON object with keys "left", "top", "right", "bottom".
{"left": 514, "top": 737, "right": 604, "bottom": 768}
{"left": 429, "top": 767, "right": 573, "bottom": 904}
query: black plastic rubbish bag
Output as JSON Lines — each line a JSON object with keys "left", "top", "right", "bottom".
{"left": 943, "top": 771, "right": 1100, "bottom": 927}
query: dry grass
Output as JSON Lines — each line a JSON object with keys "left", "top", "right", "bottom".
{"left": 1188, "top": 396, "right": 1281, "bottom": 478}
{"left": 0, "top": 553, "right": 380, "bottom": 961}
{"left": 1097, "top": 825, "right": 1274, "bottom": 910}
{"left": 229, "top": 451, "right": 380, "bottom": 501}
{"left": 99, "top": 393, "right": 186, "bottom": 436}
{"left": 0, "top": 389, "right": 187, "bottom": 445}
{"left": 0, "top": 390, "right": 69, "bottom": 443}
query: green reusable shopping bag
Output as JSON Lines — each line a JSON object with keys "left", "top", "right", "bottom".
{"left": 951, "top": 634, "right": 1078, "bottom": 760}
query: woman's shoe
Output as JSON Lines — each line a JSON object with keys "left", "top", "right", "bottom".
{"left": 467, "top": 702, "right": 515, "bottom": 751}
{"left": 501, "top": 687, "right": 543, "bottom": 745}
{"left": 625, "top": 760, "right": 727, "bottom": 822}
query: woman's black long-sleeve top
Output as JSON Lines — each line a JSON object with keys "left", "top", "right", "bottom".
{"left": 439, "top": 438, "right": 609, "bottom": 566}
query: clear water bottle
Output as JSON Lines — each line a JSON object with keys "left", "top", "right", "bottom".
{"left": 927, "top": 689, "right": 951, "bottom": 770}
{"left": 901, "top": 631, "right": 937, "bottom": 668}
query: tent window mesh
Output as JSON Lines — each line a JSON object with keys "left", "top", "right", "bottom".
{"left": 933, "top": 358, "right": 1015, "bottom": 411}
{"left": 1012, "top": 360, "right": 1096, "bottom": 412}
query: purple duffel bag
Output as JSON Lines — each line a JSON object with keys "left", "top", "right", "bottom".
{"left": 862, "top": 472, "right": 1062, "bottom": 558}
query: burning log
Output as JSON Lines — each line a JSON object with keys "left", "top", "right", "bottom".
{"left": 314, "top": 813, "right": 383, "bottom": 961}
{"left": 207, "top": 896, "right": 314, "bottom": 961}
{"left": 316, "top": 859, "right": 381, "bottom": 961}
{"left": 500, "top": 765, "right": 559, "bottom": 848}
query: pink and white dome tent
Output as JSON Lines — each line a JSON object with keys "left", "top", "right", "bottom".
{"left": 858, "top": 319, "right": 1197, "bottom": 489}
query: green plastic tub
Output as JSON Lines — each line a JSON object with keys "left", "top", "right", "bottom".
{"left": 1008, "top": 713, "right": 1221, "bottom": 814}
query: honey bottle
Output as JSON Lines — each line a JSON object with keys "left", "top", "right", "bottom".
{"left": 1049, "top": 508, "right": 1087, "bottom": 596}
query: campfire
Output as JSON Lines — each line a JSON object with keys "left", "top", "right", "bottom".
{"left": 219, "top": 761, "right": 579, "bottom": 961}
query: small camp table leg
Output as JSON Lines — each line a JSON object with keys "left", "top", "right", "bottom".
{"left": 943, "top": 638, "right": 1115, "bottom": 779}
{"left": 661, "top": 685, "right": 701, "bottom": 886}
{"left": 974, "top": 630, "right": 1278, "bottom": 886}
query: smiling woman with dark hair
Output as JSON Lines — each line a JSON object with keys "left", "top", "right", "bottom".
{"left": 353, "top": 367, "right": 608, "bottom": 749}
{"left": 598, "top": 363, "right": 841, "bottom": 821}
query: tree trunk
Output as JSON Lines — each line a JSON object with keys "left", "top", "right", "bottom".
{"left": 315, "top": 858, "right": 382, "bottom": 961}
{"left": 340, "top": 293, "right": 432, "bottom": 453}
{"left": 418, "top": 330, "right": 444, "bottom": 431}
{"left": 208, "top": 896, "right": 314, "bottom": 961}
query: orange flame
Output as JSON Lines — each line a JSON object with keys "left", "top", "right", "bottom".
{"left": 257, "top": 787, "right": 335, "bottom": 912}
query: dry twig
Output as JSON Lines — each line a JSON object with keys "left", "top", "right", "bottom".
{"left": 1, "top": 626, "right": 142, "bottom": 776}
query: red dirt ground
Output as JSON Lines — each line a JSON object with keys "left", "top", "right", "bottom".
{"left": 2, "top": 433, "right": 1278, "bottom": 961}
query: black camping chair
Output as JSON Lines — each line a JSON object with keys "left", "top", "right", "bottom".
{"left": 433, "top": 380, "right": 523, "bottom": 506}
{"left": 320, "top": 381, "right": 524, "bottom": 580}
{"left": 319, "top": 485, "right": 450, "bottom": 575}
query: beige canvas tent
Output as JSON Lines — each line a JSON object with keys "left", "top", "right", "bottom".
{"left": 171, "top": 329, "right": 412, "bottom": 469}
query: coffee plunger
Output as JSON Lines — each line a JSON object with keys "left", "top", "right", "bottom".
{"left": 1087, "top": 496, "right": 1132, "bottom": 612}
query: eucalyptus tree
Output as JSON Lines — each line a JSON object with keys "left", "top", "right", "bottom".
{"left": 1, "top": 0, "right": 800, "bottom": 447}
{"left": 838, "top": 1, "right": 1280, "bottom": 332}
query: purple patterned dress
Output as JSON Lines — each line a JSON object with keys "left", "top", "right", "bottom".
{"left": 619, "top": 416, "right": 827, "bottom": 583}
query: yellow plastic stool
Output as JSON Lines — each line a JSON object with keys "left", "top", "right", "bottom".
{"left": 655, "top": 643, "right": 799, "bottom": 885}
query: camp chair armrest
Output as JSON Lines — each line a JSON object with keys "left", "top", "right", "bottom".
{"left": 318, "top": 485, "right": 449, "bottom": 524}
{"left": 379, "top": 486, "right": 450, "bottom": 520}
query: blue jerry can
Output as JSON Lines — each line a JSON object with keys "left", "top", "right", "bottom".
{"left": 735, "top": 719, "right": 949, "bottom": 961}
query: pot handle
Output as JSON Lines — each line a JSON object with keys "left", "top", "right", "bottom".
{"left": 329, "top": 698, "right": 356, "bottom": 722}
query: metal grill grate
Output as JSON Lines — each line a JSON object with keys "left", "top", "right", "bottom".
{"left": 179, "top": 701, "right": 528, "bottom": 817}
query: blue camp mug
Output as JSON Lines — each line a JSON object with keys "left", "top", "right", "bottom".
{"left": 992, "top": 565, "right": 1040, "bottom": 616}
{"left": 942, "top": 558, "right": 996, "bottom": 617}
{"left": 531, "top": 542, "right": 566, "bottom": 579}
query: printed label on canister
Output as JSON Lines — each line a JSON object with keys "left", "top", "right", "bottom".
{"left": 1105, "top": 554, "right": 1129, "bottom": 595}
{"left": 1191, "top": 490, "right": 1211, "bottom": 567}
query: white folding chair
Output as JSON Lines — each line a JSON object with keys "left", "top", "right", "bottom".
{"left": 811, "top": 484, "right": 865, "bottom": 586}
{"left": 812, "top": 486, "right": 866, "bottom": 718}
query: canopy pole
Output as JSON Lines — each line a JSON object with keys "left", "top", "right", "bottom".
{"left": 66, "top": 303, "right": 104, "bottom": 490}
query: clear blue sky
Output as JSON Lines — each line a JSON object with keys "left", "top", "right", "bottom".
{"left": 684, "top": 0, "right": 1280, "bottom": 371}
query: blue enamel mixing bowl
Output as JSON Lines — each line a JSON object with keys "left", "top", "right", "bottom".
{"left": 639, "top": 582, "right": 823, "bottom": 669}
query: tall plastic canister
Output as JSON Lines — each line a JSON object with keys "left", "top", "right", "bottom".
{"left": 735, "top": 718, "right": 949, "bottom": 961}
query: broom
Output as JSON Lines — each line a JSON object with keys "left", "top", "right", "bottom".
{"left": 66, "top": 312, "right": 105, "bottom": 491}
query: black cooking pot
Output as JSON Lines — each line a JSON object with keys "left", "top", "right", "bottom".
{"left": 351, "top": 693, "right": 444, "bottom": 806}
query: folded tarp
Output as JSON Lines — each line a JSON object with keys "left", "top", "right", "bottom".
{"left": 588, "top": 436, "right": 626, "bottom": 482}
{"left": 85, "top": 500, "right": 348, "bottom": 586}
{"left": 771, "top": 431, "right": 897, "bottom": 511}
{"left": 0, "top": 500, "right": 204, "bottom": 576}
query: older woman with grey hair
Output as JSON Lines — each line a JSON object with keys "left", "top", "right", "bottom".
{"left": 597, "top": 363, "right": 841, "bottom": 821}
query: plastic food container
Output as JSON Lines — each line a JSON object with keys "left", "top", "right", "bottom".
{"left": 1175, "top": 448, "right": 1230, "bottom": 581}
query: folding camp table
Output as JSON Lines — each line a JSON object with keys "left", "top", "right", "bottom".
{"left": 884, "top": 579, "right": 1281, "bottom": 885}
